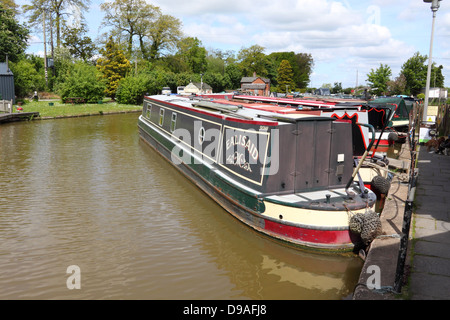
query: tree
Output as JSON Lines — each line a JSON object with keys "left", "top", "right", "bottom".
{"left": 400, "top": 52, "right": 427, "bottom": 96}
{"left": 100, "top": 0, "right": 158, "bottom": 57}
{"left": 224, "top": 64, "right": 242, "bottom": 90}
{"left": 237, "top": 45, "right": 269, "bottom": 77}
{"left": 0, "top": 3, "right": 30, "bottom": 62}
{"left": 294, "top": 53, "right": 314, "bottom": 88}
{"left": 96, "top": 36, "right": 132, "bottom": 98}
{"left": 332, "top": 82, "right": 342, "bottom": 94}
{"left": 387, "top": 74, "right": 406, "bottom": 96}
{"left": 203, "top": 72, "right": 225, "bottom": 93}
{"left": 62, "top": 24, "right": 96, "bottom": 61}
{"left": 22, "top": 0, "right": 91, "bottom": 48}
{"left": 268, "top": 52, "right": 314, "bottom": 88}
{"left": 100, "top": 0, "right": 182, "bottom": 61}
{"left": 144, "top": 13, "right": 182, "bottom": 61}
{"left": 176, "top": 37, "right": 207, "bottom": 74}
{"left": 2, "top": 0, "right": 19, "bottom": 14}
{"left": 430, "top": 64, "right": 444, "bottom": 88}
{"left": 366, "top": 64, "right": 392, "bottom": 95}
{"left": 9, "top": 58, "right": 45, "bottom": 98}
{"left": 276, "top": 60, "right": 296, "bottom": 93}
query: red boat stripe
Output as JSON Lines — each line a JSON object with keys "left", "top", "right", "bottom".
{"left": 264, "top": 219, "right": 352, "bottom": 245}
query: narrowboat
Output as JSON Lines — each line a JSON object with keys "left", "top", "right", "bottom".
{"left": 138, "top": 95, "right": 378, "bottom": 251}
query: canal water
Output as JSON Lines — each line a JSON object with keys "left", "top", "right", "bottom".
{"left": 0, "top": 113, "right": 363, "bottom": 299}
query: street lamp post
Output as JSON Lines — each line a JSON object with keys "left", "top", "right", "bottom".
{"left": 422, "top": 0, "right": 441, "bottom": 122}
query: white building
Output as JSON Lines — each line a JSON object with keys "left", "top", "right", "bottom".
{"left": 183, "top": 82, "right": 213, "bottom": 95}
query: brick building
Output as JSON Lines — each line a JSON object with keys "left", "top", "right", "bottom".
{"left": 240, "top": 76, "right": 271, "bottom": 96}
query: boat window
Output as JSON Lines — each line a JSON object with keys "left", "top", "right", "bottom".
{"left": 146, "top": 103, "right": 152, "bottom": 119}
{"left": 170, "top": 112, "right": 177, "bottom": 132}
{"left": 159, "top": 108, "right": 165, "bottom": 126}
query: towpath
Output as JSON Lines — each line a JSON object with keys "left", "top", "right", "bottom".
{"left": 408, "top": 146, "right": 450, "bottom": 300}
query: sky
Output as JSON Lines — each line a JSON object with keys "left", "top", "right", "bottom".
{"left": 18, "top": 0, "right": 450, "bottom": 89}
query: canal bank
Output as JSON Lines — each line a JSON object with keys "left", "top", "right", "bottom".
{"left": 353, "top": 141, "right": 411, "bottom": 300}
{"left": 2, "top": 99, "right": 142, "bottom": 121}
{"left": 353, "top": 141, "right": 450, "bottom": 300}
{"left": 0, "top": 112, "right": 40, "bottom": 123}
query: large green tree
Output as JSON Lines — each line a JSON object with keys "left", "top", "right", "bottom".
{"left": 400, "top": 52, "right": 445, "bottom": 96}
{"left": 176, "top": 37, "right": 207, "bottom": 74}
{"left": 400, "top": 52, "right": 427, "bottom": 96}
{"left": 237, "top": 45, "right": 270, "bottom": 77}
{"left": 0, "top": 3, "right": 30, "bottom": 62}
{"left": 367, "top": 63, "right": 392, "bottom": 95}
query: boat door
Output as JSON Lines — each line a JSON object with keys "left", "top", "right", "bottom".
{"left": 293, "top": 119, "right": 353, "bottom": 192}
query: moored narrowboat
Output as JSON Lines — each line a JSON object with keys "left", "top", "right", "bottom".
{"left": 138, "top": 95, "right": 379, "bottom": 251}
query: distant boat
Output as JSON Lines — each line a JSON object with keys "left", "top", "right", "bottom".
{"left": 232, "top": 95, "right": 398, "bottom": 153}
{"left": 138, "top": 95, "right": 378, "bottom": 251}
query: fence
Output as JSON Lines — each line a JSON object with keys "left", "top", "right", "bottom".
{"left": 437, "top": 104, "right": 450, "bottom": 137}
{"left": 0, "top": 100, "right": 13, "bottom": 113}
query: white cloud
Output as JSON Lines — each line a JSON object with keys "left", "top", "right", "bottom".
{"left": 255, "top": 0, "right": 361, "bottom": 32}
{"left": 151, "top": 0, "right": 252, "bottom": 17}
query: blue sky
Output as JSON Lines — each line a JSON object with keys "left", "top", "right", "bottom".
{"left": 19, "top": 0, "right": 450, "bottom": 89}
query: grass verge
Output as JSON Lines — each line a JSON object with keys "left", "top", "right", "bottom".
{"left": 17, "top": 100, "right": 142, "bottom": 119}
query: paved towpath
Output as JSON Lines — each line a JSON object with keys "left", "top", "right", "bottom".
{"left": 409, "top": 145, "right": 450, "bottom": 300}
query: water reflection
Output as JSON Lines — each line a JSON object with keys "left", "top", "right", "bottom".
{"left": 0, "top": 114, "right": 362, "bottom": 299}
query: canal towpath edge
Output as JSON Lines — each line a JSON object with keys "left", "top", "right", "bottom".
{"left": 353, "top": 142, "right": 450, "bottom": 300}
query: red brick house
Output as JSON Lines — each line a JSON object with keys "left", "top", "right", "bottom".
{"left": 240, "top": 76, "right": 271, "bottom": 96}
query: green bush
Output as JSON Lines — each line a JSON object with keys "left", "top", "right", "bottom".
{"left": 9, "top": 59, "right": 45, "bottom": 98}
{"left": 56, "top": 62, "right": 106, "bottom": 103}
{"left": 115, "top": 75, "right": 149, "bottom": 105}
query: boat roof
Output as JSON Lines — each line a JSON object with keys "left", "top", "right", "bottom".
{"left": 146, "top": 95, "right": 336, "bottom": 125}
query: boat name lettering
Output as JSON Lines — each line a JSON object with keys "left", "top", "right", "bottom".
{"left": 226, "top": 152, "right": 252, "bottom": 172}
{"left": 225, "top": 134, "right": 259, "bottom": 161}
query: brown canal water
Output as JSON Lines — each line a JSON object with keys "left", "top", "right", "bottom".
{"left": 0, "top": 113, "right": 363, "bottom": 300}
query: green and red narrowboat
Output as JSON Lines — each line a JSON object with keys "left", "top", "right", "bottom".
{"left": 138, "top": 95, "right": 378, "bottom": 251}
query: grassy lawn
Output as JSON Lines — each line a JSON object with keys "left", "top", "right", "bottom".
{"left": 17, "top": 99, "right": 142, "bottom": 118}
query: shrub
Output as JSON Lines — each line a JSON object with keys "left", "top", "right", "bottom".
{"left": 9, "top": 59, "right": 45, "bottom": 98}
{"left": 115, "top": 75, "right": 149, "bottom": 105}
{"left": 56, "top": 62, "right": 106, "bottom": 103}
